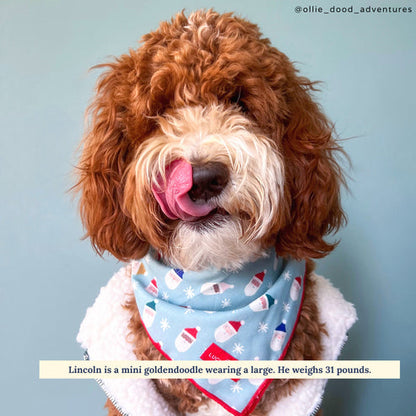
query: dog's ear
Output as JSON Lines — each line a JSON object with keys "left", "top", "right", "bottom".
{"left": 275, "top": 75, "right": 346, "bottom": 259}
{"left": 74, "top": 57, "right": 149, "bottom": 261}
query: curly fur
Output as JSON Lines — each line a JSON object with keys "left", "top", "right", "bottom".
{"left": 74, "top": 9, "right": 346, "bottom": 416}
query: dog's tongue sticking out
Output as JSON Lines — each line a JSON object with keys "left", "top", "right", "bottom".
{"left": 152, "top": 159, "right": 215, "bottom": 221}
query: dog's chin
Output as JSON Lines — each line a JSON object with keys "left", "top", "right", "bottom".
{"left": 167, "top": 214, "right": 267, "bottom": 272}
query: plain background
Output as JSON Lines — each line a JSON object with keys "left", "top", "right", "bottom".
{"left": 1, "top": 0, "right": 414, "bottom": 414}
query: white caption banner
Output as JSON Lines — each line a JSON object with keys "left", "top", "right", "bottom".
{"left": 39, "top": 360, "right": 400, "bottom": 379}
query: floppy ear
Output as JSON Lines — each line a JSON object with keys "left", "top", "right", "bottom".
{"left": 74, "top": 57, "right": 150, "bottom": 261}
{"left": 275, "top": 75, "right": 346, "bottom": 259}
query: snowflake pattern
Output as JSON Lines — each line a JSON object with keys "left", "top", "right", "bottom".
{"left": 232, "top": 343, "right": 245, "bottom": 355}
{"left": 258, "top": 321, "right": 269, "bottom": 333}
{"left": 184, "top": 286, "right": 195, "bottom": 299}
{"left": 230, "top": 381, "right": 243, "bottom": 393}
{"left": 184, "top": 306, "right": 194, "bottom": 314}
{"left": 160, "top": 318, "right": 170, "bottom": 332}
{"left": 131, "top": 253, "right": 305, "bottom": 405}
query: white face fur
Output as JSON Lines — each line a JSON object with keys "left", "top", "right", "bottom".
{"left": 133, "top": 104, "right": 285, "bottom": 271}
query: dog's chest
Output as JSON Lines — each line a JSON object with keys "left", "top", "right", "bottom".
{"left": 77, "top": 263, "right": 356, "bottom": 416}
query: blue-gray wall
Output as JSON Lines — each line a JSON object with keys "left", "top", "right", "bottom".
{"left": 1, "top": 0, "right": 413, "bottom": 414}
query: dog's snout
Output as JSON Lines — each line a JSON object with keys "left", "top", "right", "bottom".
{"left": 189, "top": 162, "right": 229, "bottom": 202}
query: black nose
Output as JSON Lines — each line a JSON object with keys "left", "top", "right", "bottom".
{"left": 188, "top": 162, "right": 229, "bottom": 202}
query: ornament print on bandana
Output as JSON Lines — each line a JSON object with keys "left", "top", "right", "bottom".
{"left": 132, "top": 249, "right": 305, "bottom": 416}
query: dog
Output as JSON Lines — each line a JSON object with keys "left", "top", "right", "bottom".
{"left": 75, "top": 9, "right": 348, "bottom": 416}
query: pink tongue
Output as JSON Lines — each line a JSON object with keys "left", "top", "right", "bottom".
{"left": 152, "top": 159, "right": 215, "bottom": 221}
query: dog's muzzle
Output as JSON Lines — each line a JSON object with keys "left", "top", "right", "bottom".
{"left": 152, "top": 159, "right": 229, "bottom": 221}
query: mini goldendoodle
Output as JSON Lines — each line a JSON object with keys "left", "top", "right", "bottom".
{"left": 75, "top": 10, "right": 353, "bottom": 416}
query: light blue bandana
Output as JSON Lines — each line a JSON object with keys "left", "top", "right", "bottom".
{"left": 132, "top": 249, "right": 305, "bottom": 416}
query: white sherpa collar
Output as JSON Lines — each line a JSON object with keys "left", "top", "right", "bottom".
{"left": 77, "top": 263, "right": 356, "bottom": 416}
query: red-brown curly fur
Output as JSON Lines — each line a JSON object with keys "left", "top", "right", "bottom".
{"left": 75, "top": 9, "right": 345, "bottom": 416}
